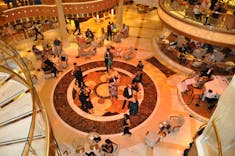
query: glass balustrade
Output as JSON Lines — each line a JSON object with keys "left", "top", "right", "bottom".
{"left": 0, "top": 40, "right": 59, "bottom": 156}
{"left": 160, "top": 0, "right": 235, "bottom": 33}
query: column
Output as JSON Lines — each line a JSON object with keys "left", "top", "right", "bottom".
{"left": 55, "top": 0, "right": 68, "bottom": 41}
{"left": 196, "top": 74, "right": 235, "bottom": 155}
{"left": 116, "top": 0, "right": 124, "bottom": 29}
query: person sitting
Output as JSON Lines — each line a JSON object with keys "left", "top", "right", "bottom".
{"left": 202, "top": 89, "right": 218, "bottom": 109}
{"left": 200, "top": 66, "right": 214, "bottom": 78}
{"left": 101, "top": 139, "right": 117, "bottom": 154}
{"left": 77, "top": 33, "right": 85, "bottom": 44}
{"left": 41, "top": 55, "right": 58, "bottom": 77}
{"left": 85, "top": 152, "right": 96, "bottom": 156}
{"left": 85, "top": 28, "right": 94, "bottom": 40}
{"left": 58, "top": 55, "right": 68, "bottom": 69}
{"left": 178, "top": 44, "right": 187, "bottom": 54}
{"left": 43, "top": 41, "right": 53, "bottom": 56}
{"left": 32, "top": 45, "right": 42, "bottom": 59}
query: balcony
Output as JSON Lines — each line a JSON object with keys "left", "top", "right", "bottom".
{"left": 158, "top": 0, "right": 235, "bottom": 47}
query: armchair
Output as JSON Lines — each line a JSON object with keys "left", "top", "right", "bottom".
{"left": 167, "top": 114, "right": 185, "bottom": 132}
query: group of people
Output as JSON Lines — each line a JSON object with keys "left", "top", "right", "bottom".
{"left": 32, "top": 38, "right": 62, "bottom": 58}
{"left": 106, "top": 22, "right": 117, "bottom": 41}
{"left": 72, "top": 63, "right": 94, "bottom": 113}
{"left": 41, "top": 55, "right": 58, "bottom": 77}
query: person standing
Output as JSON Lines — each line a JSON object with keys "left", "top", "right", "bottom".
{"left": 137, "top": 60, "right": 144, "bottom": 72}
{"left": 122, "top": 84, "right": 133, "bottom": 109}
{"left": 73, "top": 65, "right": 85, "bottom": 87}
{"left": 32, "top": 22, "right": 44, "bottom": 41}
{"left": 104, "top": 48, "right": 111, "bottom": 72}
{"left": 108, "top": 77, "right": 118, "bottom": 101}
{"left": 107, "top": 52, "right": 113, "bottom": 71}
{"left": 53, "top": 38, "right": 62, "bottom": 57}
{"left": 122, "top": 114, "right": 132, "bottom": 135}
{"left": 107, "top": 22, "right": 112, "bottom": 40}
{"left": 132, "top": 71, "right": 143, "bottom": 84}
{"left": 129, "top": 91, "right": 139, "bottom": 115}
{"left": 73, "top": 18, "right": 81, "bottom": 35}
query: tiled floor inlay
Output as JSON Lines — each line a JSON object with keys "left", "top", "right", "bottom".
{"left": 53, "top": 61, "right": 158, "bottom": 134}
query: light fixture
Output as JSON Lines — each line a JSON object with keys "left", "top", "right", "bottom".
{"left": 111, "top": 9, "right": 114, "bottom": 15}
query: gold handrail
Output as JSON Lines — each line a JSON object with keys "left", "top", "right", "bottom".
{"left": 159, "top": 0, "right": 235, "bottom": 34}
{"left": 0, "top": 40, "right": 51, "bottom": 155}
{"left": 212, "top": 119, "right": 222, "bottom": 156}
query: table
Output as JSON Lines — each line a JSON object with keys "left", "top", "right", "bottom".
{"left": 203, "top": 76, "right": 228, "bottom": 100}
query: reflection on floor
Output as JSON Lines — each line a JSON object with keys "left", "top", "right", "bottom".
{"left": 6, "top": 4, "right": 211, "bottom": 156}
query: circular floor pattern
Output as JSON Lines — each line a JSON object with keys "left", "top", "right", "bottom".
{"left": 53, "top": 61, "right": 157, "bottom": 134}
{"left": 68, "top": 68, "right": 144, "bottom": 119}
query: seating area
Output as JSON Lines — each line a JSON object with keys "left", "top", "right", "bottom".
{"left": 159, "top": 33, "right": 235, "bottom": 76}
{"left": 178, "top": 74, "right": 229, "bottom": 119}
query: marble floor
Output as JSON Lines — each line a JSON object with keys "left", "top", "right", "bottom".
{"left": 12, "top": 4, "right": 207, "bottom": 156}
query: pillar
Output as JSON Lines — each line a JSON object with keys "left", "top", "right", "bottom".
{"left": 55, "top": 0, "right": 68, "bottom": 41}
{"left": 116, "top": 0, "right": 124, "bottom": 29}
{"left": 196, "top": 74, "right": 235, "bottom": 155}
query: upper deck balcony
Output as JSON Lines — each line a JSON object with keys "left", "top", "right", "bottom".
{"left": 158, "top": 0, "right": 235, "bottom": 48}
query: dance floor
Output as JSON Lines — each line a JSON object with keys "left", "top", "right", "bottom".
{"left": 53, "top": 61, "right": 157, "bottom": 134}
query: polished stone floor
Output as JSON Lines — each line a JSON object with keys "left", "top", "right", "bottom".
{"left": 11, "top": 4, "right": 208, "bottom": 156}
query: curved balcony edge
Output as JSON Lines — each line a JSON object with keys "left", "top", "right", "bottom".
{"left": 158, "top": 1, "right": 235, "bottom": 48}
{"left": 0, "top": 0, "right": 120, "bottom": 26}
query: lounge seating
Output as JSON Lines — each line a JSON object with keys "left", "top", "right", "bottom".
{"left": 113, "top": 33, "right": 122, "bottom": 43}
{"left": 167, "top": 114, "right": 185, "bottom": 132}
{"left": 58, "top": 55, "right": 68, "bottom": 69}
{"left": 43, "top": 70, "right": 55, "bottom": 79}
{"left": 213, "top": 50, "right": 225, "bottom": 62}
{"left": 123, "top": 47, "right": 134, "bottom": 60}
{"left": 79, "top": 46, "right": 96, "bottom": 57}
{"left": 95, "top": 35, "right": 105, "bottom": 47}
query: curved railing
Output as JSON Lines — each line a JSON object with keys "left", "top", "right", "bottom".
{"left": 159, "top": 0, "right": 235, "bottom": 34}
{"left": 0, "top": 40, "right": 53, "bottom": 155}
{"left": 0, "top": 0, "right": 119, "bottom": 25}
{"left": 212, "top": 119, "right": 222, "bottom": 156}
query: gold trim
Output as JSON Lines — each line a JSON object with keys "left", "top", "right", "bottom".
{"left": 0, "top": 89, "right": 30, "bottom": 108}
{"left": 0, "top": 75, "right": 12, "bottom": 87}
{"left": 0, "top": 39, "right": 51, "bottom": 156}
{"left": 0, "top": 110, "right": 41, "bottom": 128}
{"left": 212, "top": 119, "right": 222, "bottom": 156}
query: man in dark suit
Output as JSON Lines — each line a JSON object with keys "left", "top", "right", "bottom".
{"left": 122, "top": 84, "right": 133, "bottom": 109}
{"left": 73, "top": 66, "right": 85, "bottom": 87}
{"left": 73, "top": 18, "right": 81, "bottom": 35}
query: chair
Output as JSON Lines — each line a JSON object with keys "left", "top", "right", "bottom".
{"left": 95, "top": 35, "right": 105, "bottom": 47}
{"left": 144, "top": 131, "right": 166, "bottom": 148}
{"left": 59, "top": 143, "right": 74, "bottom": 156}
{"left": 72, "top": 138, "right": 85, "bottom": 155}
{"left": 190, "top": 87, "right": 204, "bottom": 105}
{"left": 113, "top": 33, "right": 121, "bottom": 43}
{"left": 43, "top": 71, "right": 55, "bottom": 79}
{"left": 167, "top": 114, "right": 185, "bottom": 132}
{"left": 123, "top": 47, "right": 134, "bottom": 60}
{"left": 59, "top": 55, "right": 68, "bottom": 69}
